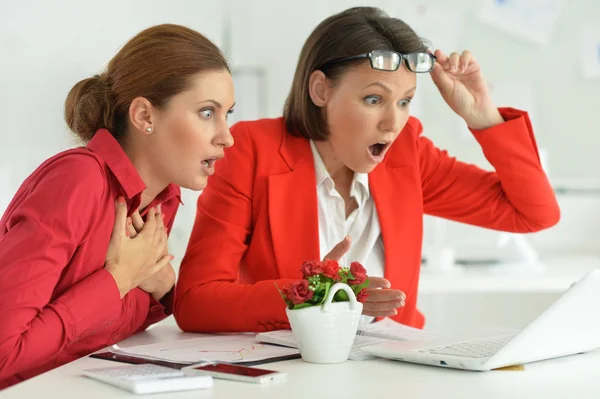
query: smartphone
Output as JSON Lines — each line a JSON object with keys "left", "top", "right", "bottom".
{"left": 183, "top": 362, "right": 286, "bottom": 384}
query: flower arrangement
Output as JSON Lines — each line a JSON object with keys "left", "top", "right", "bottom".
{"left": 278, "top": 260, "right": 370, "bottom": 309}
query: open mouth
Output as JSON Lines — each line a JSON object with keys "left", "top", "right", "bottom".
{"left": 369, "top": 142, "right": 389, "bottom": 158}
{"left": 201, "top": 159, "right": 216, "bottom": 168}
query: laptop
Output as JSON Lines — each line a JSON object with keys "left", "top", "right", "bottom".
{"left": 362, "top": 269, "right": 600, "bottom": 371}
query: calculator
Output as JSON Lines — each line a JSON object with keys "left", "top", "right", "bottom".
{"left": 81, "top": 364, "right": 213, "bottom": 394}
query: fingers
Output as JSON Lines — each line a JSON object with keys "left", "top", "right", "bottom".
{"left": 131, "top": 210, "right": 144, "bottom": 232}
{"left": 430, "top": 61, "right": 454, "bottom": 97}
{"left": 447, "top": 52, "right": 460, "bottom": 73}
{"left": 365, "top": 288, "right": 405, "bottom": 303}
{"left": 433, "top": 49, "right": 446, "bottom": 62}
{"left": 150, "top": 254, "right": 174, "bottom": 275}
{"left": 433, "top": 49, "right": 459, "bottom": 72}
{"left": 363, "top": 298, "right": 404, "bottom": 311}
{"left": 459, "top": 50, "right": 473, "bottom": 73}
{"left": 362, "top": 289, "right": 406, "bottom": 317}
{"left": 112, "top": 197, "right": 128, "bottom": 238}
{"left": 126, "top": 217, "right": 137, "bottom": 238}
{"left": 433, "top": 49, "right": 476, "bottom": 74}
{"left": 362, "top": 309, "right": 399, "bottom": 318}
{"left": 155, "top": 204, "right": 166, "bottom": 242}
{"left": 148, "top": 205, "right": 165, "bottom": 244}
{"left": 323, "top": 235, "right": 351, "bottom": 261}
{"left": 139, "top": 206, "right": 159, "bottom": 238}
{"left": 368, "top": 276, "right": 391, "bottom": 289}
{"left": 156, "top": 227, "right": 168, "bottom": 257}
{"left": 131, "top": 205, "right": 167, "bottom": 257}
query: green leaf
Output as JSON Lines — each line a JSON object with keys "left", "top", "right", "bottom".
{"left": 351, "top": 279, "right": 370, "bottom": 295}
{"left": 321, "top": 276, "right": 336, "bottom": 285}
{"left": 339, "top": 268, "right": 350, "bottom": 284}
{"left": 313, "top": 281, "right": 327, "bottom": 294}
{"left": 333, "top": 289, "right": 349, "bottom": 302}
{"left": 274, "top": 281, "right": 285, "bottom": 299}
{"left": 292, "top": 302, "right": 314, "bottom": 310}
{"left": 311, "top": 290, "right": 325, "bottom": 304}
{"left": 274, "top": 282, "right": 293, "bottom": 308}
{"left": 315, "top": 281, "right": 332, "bottom": 305}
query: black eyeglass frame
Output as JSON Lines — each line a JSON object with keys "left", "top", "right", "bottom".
{"left": 318, "top": 50, "right": 436, "bottom": 73}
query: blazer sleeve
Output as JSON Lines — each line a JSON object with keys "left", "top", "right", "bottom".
{"left": 420, "top": 108, "right": 560, "bottom": 231}
{"left": 174, "top": 122, "right": 296, "bottom": 333}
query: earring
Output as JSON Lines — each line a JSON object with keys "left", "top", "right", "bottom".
{"left": 146, "top": 127, "right": 153, "bottom": 133}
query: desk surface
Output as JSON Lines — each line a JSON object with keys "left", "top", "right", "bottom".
{"left": 3, "top": 326, "right": 600, "bottom": 399}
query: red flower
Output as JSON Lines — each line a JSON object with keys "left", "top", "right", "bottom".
{"left": 282, "top": 280, "right": 314, "bottom": 305}
{"left": 322, "top": 259, "right": 341, "bottom": 281}
{"left": 301, "top": 260, "right": 324, "bottom": 278}
{"left": 348, "top": 261, "right": 368, "bottom": 285}
{"left": 356, "top": 290, "right": 369, "bottom": 303}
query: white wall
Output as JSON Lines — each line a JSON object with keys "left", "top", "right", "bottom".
{"left": 2, "top": 0, "right": 600, "bottom": 269}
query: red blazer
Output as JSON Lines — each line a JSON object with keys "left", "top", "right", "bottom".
{"left": 174, "top": 108, "right": 559, "bottom": 332}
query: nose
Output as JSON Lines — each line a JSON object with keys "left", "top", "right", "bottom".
{"left": 379, "top": 106, "right": 408, "bottom": 135}
{"left": 215, "top": 122, "right": 234, "bottom": 148}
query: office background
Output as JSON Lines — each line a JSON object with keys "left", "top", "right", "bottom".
{"left": 1, "top": 0, "right": 599, "bottom": 331}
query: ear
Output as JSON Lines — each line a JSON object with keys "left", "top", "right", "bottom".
{"left": 129, "top": 97, "right": 155, "bottom": 135}
{"left": 308, "top": 70, "right": 331, "bottom": 107}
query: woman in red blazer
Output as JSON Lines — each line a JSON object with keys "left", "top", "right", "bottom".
{"left": 175, "top": 7, "right": 559, "bottom": 332}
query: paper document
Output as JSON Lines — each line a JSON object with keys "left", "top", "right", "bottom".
{"left": 357, "top": 317, "right": 440, "bottom": 341}
{"left": 110, "top": 334, "right": 299, "bottom": 365}
{"left": 257, "top": 318, "right": 441, "bottom": 361}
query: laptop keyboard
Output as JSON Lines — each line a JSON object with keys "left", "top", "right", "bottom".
{"left": 418, "top": 336, "right": 513, "bottom": 358}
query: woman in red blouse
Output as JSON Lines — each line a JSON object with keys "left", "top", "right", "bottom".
{"left": 0, "top": 24, "right": 234, "bottom": 388}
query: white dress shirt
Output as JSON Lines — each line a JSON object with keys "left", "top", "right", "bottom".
{"left": 309, "top": 140, "right": 385, "bottom": 280}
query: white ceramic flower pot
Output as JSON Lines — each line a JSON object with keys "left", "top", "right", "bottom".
{"left": 285, "top": 283, "right": 363, "bottom": 364}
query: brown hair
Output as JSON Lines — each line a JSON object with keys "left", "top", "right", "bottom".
{"left": 65, "top": 24, "right": 229, "bottom": 142}
{"left": 284, "top": 7, "right": 427, "bottom": 140}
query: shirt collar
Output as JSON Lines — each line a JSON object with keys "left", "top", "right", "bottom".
{"left": 309, "top": 140, "right": 370, "bottom": 206}
{"left": 86, "top": 129, "right": 182, "bottom": 207}
{"left": 309, "top": 139, "right": 330, "bottom": 187}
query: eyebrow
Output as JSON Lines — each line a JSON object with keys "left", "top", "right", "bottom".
{"left": 197, "top": 99, "right": 223, "bottom": 108}
{"left": 363, "top": 82, "right": 417, "bottom": 95}
{"left": 198, "top": 100, "right": 236, "bottom": 110}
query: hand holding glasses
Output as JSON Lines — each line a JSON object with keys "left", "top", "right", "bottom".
{"left": 318, "top": 48, "right": 503, "bottom": 130}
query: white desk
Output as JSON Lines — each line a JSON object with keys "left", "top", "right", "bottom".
{"left": 2, "top": 326, "right": 600, "bottom": 399}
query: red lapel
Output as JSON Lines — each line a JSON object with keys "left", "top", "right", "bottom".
{"left": 268, "top": 125, "right": 321, "bottom": 278}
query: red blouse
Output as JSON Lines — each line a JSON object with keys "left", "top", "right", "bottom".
{"left": 0, "top": 129, "right": 181, "bottom": 389}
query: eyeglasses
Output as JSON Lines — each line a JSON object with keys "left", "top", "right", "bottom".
{"left": 318, "top": 50, "right": 436, "bottom": 73}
